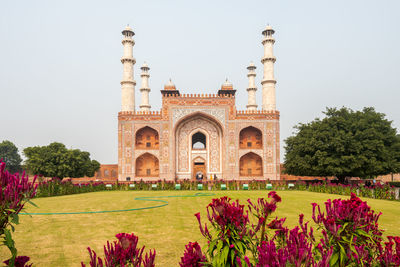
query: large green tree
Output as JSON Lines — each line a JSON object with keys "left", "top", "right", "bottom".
{"left": 284, "top": 107, "right": 400, "bottom": 182}
{"left": 0, "top": 140, "right": 22, "bottom": 173}
{"left": 23, "top": 142, "right": 100, "bottom": 179}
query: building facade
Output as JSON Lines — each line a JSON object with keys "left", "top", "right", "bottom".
{"left": 118, "top": 26, "right": 280, "bottom": 181}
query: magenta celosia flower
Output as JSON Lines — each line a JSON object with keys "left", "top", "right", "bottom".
{"left": 267, "top": 217, "right": 286, "bottom": 230}
{"left": 1, "top": 161, "right": 37, "bottom": 215}
{"left": 248, "top": 191, "right": 283, "bottom": 243}
{"left": 179, "top": 242, "right": 206, "bottom": 267}
{"left": 268, "top": 191, "right": 282, "bottom": 204}
{"left": 205, "top": 196, "right": 250, "bottom": 239}
{"left": 378, "top": 236, "right": 400, "bottom": 266}
{"left": 194, "top": 197, "right": 253, "bottom": 265}
{"left": 1, "top": 161, "right": 37, "bottom": 267}
{"left": 82, "top": 232, "right": 155, "bottom": 267}
{"left": 311, "top": 193, "right": 383, "bottom": 265}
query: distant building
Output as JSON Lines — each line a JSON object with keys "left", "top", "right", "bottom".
{"left": 115, "top": 26, "right": 280, "bottom": 181}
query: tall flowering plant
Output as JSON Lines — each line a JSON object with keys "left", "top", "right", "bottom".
{"left": 189, "top": 192, "right": 286, "bottom": 266}
{"left": 247, "top": 191, "right": 281, "bottom": 244}
{"left": 194, "top": 196, "right": 252, "bottom": 266}
{"left": 312, "top": 193, "right": 383, "bottom": 266}
{"left": 1, "top": 161, "right": 37, "bottom": 267}
{"left": 81, "top": 232, "right": 156, "bottom": 267}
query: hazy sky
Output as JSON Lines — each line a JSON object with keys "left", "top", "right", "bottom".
{"left": 1, "top": 0, "right": 399, "bottom": 164}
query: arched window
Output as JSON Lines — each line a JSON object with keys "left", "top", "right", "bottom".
{"left": 135, "top": 127, "right": 159, "bottom": 149}
{"left": 192, "top": 132, "right": 206, "bottom": 149}
{"left": 104, "top": 170, "right": 110, "bottom": 178}
{"left": 135, "top": 153, "right": 159, "bottom": 177}
{"left": 111, "top": 170, "right": 117, "bottom": 178}
{"left": 239, "top": 152, "right": 263, "bottom": 177}
{"left": 239, "top": 126, "right": 263, "bottom": 149}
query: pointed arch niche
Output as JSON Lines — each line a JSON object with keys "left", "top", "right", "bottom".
{"left": 239, "top": 152, "right": 263, "bottom": 177}
{"left": 192, "top": 131, "right": 206, "bottom": 149}
{"left": 135, "top": 126, "right": 159, "bottom": 149}
{"left": 135, "top": 153, "right": 159, "bottom": 177}
{"left": 239, "top": 126, "right": 263, "bottom": 149}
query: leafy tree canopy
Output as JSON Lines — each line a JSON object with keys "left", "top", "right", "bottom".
{"left": 23, "top": 142, "right": 100, "bottom": 179}
{"left": 284, "top": 107, "right": 400, "bottom": 181}
{"left": 0, "top": 140, "right": 22, "bottom": 174}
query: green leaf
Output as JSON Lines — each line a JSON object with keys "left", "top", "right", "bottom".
{"left": 339, "top": 243, "right": 346, "bottom": 265}
{"left": 4, "top": 229, "right": 14, "bottom": 248}
{"left": 221, "top": 246, "right": 229, "bottom": 265}
{"left": 11, "top": 214, "right": 19, "bottom": 225}
{"left": 329, "top": 252, "right": 339, "bottom": 266}
{"left": 28, "top": 199, "right": 38, "bottom": 208}
{"left": 216, "top": 240, "right": 223, "bottom": 252}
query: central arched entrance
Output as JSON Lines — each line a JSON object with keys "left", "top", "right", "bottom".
{"left": 192, "top": 156, "right": 206, "bottom": 180}
{"left": 175, "top": 113, "right": 223, "bottom": 180}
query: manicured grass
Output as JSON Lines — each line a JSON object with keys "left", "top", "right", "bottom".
{"left": 1, "top": 191, "right": 400, "bottom": 266}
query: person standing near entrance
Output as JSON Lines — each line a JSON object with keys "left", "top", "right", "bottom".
{"left": 196, "top": 172, "right": 203, "bottom": 181}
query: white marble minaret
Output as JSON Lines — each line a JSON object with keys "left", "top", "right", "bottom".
{"left": 139, "top": 62, "right": 151, "bottom": 111}
{"left": 261, "top": 25, "right": 277, "bottom": 111}
{"left": 246, "top": 62, "right": 258, "bottom": 111}
{"left": 121, "top": 26, "right": 136, "bottom": 112}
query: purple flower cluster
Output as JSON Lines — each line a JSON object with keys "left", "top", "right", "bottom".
{"left": 248, "top": 191, "right": 282, "bottom": 242}
{"left": 312, "top": 193, "right": 383, "bottom": 265}
{"left": 256, "top": 216, "right": 328, "bottom": 267}
{"left": 0, "top": 161, "right": 37, "bottom": 215}
{"left": 82, "top": 233, "right": 156, "bottom": 267}
{"left": 378, "top": 236, "right": 400, "bottom": 266}
{"left": 179, "top": 242, "right": 206, "bottom": 267}
{"left": 195, "top": 196, "right": 254, "bottom": 266}
{"left": 203, "top": 196, "right": 250, "bottom": 240}
{"left": 1, "top": 160, "right": 37, "bottom": 267}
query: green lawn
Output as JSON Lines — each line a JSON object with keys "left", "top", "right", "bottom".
{"left": 1, "top": 191, "right": 400, "bottom": 266}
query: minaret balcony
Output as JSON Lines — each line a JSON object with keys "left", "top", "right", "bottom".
{"left": 261, "top": 79, "right": 277, "bottom": 85}
{"left": 120, "top": 80, "right": 136, "bottom": 85}
{"left": 262, "top": 38, "right": 275, "bottom": 45}
{"left": 121, "top": 57, "right": 136, "bottom": 64}
{"left": 139, "top": 104, "right": 151, "bottom": 109}
{"left": 121, "top": 39, "right": 135, "bottom": 45}
{"left": 261, "top": 56, "right": 276, "bottom": 64}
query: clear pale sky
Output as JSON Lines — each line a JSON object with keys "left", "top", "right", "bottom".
{"left": 1, "top": 0, "right": 399, "bottom": 164}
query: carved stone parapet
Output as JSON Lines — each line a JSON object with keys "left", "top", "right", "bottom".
{"left": 121, "top": 57, "right": 136, "bottom": 64}
{"left": 140, "top": 73, "right": 150, "bottom": 77}
{"left": 235, "top": 109, "right": 280, "bottom": 117}
{"left": 261, "top": 56, "right": 276, "bottom": 63}
{"left": 140, "top": 87, "right": 150, "bottom": 92}
{"left": 246, "top": 87, "right": 257, "bottom": 91}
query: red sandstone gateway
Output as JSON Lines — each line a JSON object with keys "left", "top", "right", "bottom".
{"left": 117, "top": 26, "right": 280, "bottom": 182}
